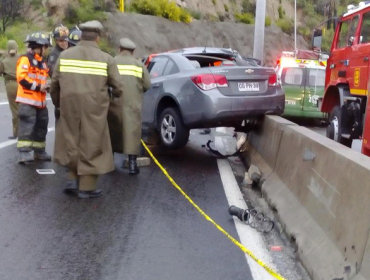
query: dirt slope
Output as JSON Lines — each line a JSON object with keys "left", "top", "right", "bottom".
{"left": 106, "top": 13, "right": 308, "bottom": 66}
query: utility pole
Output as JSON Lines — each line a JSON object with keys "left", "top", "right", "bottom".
{"left": 294, "top": 0, "right": 297, "bottom": 51}
{"left": 253, "top": 0, "right": 266, "bottom": 65}
{"left": 119, "top": 0, "right": 124, "bottom": 12}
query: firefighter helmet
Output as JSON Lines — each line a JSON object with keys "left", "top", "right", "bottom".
{"left": 68, "top": 26, "right": 82, "bottom": 46}
{"left": 24, "top": 31, "right": 52, "bottom": 47}
{"left": 53, "top": 24, "right": 69, "bottom": 40}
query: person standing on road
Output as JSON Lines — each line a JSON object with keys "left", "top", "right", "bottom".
{"left": 109, "top": 38, "right": 150, "bottom": 175}
{"left": 16, "top": 32, "right": 52, "bottom": 163}
{"left": 67, "top": 26, "right": 82, "bottom": 47}
{"left": 47, "top": 24, "right": 69, "bottom": 123}
{"left": 0, "top": 40, "right": 20, "bottom": 139}
{"left": 50, "top": 20, "right": 124, "bottom": 199}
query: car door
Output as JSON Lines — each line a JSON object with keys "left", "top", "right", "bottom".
{"left": 304, "top": 68, "right": 326, "bottom": 112}
{"left": 142, "top": 56, "right": 169, "bottom": 124}
{"left": 281, "top": 67, "right": 305, "bottom": 115}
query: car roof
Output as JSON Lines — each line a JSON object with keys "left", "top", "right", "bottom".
{"left": 167, "top": 47, "right": 235, "bottom": 56}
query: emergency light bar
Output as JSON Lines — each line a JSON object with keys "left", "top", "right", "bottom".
{"left": 346, "top": 1, "right": 370, "bottom": 15}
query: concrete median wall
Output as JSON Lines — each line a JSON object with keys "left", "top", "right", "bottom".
{"left": 243, "top": 115, "right": 370, "bottom": 280}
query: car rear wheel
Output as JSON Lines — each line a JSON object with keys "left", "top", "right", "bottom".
{"left": 159, "top": 107, "right": 189, "bottom": 149}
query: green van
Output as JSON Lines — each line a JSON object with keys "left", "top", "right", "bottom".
{"left": 276, "top": 51, "right": 328, "bottom": 119}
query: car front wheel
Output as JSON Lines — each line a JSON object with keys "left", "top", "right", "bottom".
{"left": 159, "top": 107, "right": 189, "bottom": 149}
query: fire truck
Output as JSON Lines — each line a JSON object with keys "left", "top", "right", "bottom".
{"left": 314, "top": 1, "right": 370, "bottom": 154}
{"left": 275, "top": 50, "right": 328, "bottom": 120}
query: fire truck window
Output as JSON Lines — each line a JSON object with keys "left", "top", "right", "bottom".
{"left": 360, "top": 12, "right": 370, "bottom": 44}
{"left": 283, "top": 68, "right": 303, "bottom": 86}
{"left": 348, "top": 16, "right": 359, "bottom": 45}
{"left": 337, "top": 20, "right": 350, "bottom": 48}
{"left": 308, "top": 69, "right": 325, "bottom": 87}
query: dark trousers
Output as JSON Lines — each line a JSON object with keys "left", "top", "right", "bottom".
{"left": 17, "top": 104, "right": 49, "bottom": 152}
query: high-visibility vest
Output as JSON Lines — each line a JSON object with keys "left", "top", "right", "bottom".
{"left": 16, "top": 53, "right": 48, "bottom": 108}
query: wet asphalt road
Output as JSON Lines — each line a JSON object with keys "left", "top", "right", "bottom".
{"left": 0, "top": 99, "right": 254, "bottom": 279}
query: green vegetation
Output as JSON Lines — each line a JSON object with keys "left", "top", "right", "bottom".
{"left": 265, "top": 16, "right": 271, "bottom": 27}
{"left": 224, "top": 4, "right": 229, "bottom": 13}
{"left": 0, "top": 22, "right": 40, "bottom": 53}
{"left": 276, "top": 18, "right": 294, "bottom": 34}
{"left": 129, "top": 0, "right": 192, "bottom": 23}
{"left": 212, "top": 0, "right": 217, "bottom": 6}
{"left": 278, "top": 5, "right": 284, "bottom": 19}
{"left": 241, "top": 0, "right": 256, "bottom": 16}
{"left": 234, "top": 13, "right": 254, "bottom": 24}
{"left": 64, "top": 0, "right": 107, "bottom": 24}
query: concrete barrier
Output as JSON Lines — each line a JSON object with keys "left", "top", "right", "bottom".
{"left": 243, "top": 115, "right": 370, "bottom": 280}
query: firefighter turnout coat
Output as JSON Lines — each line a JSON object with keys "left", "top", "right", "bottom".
{"left": 50, "top": 40, "right": 123, "bottom": 175}
{"left": 109, "top": 50, "right": 150, "bottom": 155}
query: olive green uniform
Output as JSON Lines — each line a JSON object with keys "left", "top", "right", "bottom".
{"left": 109, "top": 50, "right": 150, "bottom": 155}
{"left": 50, "top": 40, "right": 123, "bottom": 191}
{"left": 0, "top": 54, "right": 20, "bottom": 138}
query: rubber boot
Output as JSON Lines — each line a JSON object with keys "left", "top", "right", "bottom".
{"left": 34, "top": 151, "right": 52, "bottom": 161}
{"left": 129, "top": 155, "right": 139, "bottom": 175}
{"left": 18, "top": 151, "right": 34, "bottom": 164}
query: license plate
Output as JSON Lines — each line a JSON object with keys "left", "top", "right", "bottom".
{"left": 285, "top": 100, "right": 296, "bottom": 105}
{"left": 238, "top": 82, "right": 259, "bottom": 92}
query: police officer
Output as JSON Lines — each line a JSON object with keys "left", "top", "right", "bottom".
{"left": 0, "top": 40, "right": 20, "bottom": 139}
{"left": 16, "top": 32, "right": 52, "bottom": 163}
{"left": 50, "top": 20, "right": 124, "bottom": 199}
{"left": 111, "top": 38, "right": 150, "bottom": 174}
{"left": 67, "top": 26, "right": 82, "bottom": 47}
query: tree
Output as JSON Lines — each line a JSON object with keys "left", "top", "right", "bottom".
{"left": 0, "top": 0, "right": 25, "bottom": 33}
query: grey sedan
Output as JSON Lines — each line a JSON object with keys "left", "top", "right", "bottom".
{"left": 142, "top": 47, "right": 285, "bottom": 149}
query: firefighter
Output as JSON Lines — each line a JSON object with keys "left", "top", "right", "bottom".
{"left": 50, "top": 20, "right": 124, "bottom": 199}
{"left": 67, "top": 26, "right": 82, "bottom": 47}
{"left": 48, "top": 24, "right": 69, "bottom": 123}
{"left": 47, "top": 24, "right": 69, "bottom": 77}
{"left": 16, "top": 32, "right": 52, "bottom": 163}
{"left": 0, "top": 40, "right": 20, "bottom": 139}
{"left": 111, "top": 38, "right": 150, "bottom": 174}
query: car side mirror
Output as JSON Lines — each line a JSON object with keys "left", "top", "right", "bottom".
{"left": 348, "top": 36, "right": 355, "bottom": 46}
{"left": 312, "top": 29, "right": 323, "bottom": 52}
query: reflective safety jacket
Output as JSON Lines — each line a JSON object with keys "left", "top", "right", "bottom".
{"left": 16, "top": 53, "right": 48, "bottom": 108}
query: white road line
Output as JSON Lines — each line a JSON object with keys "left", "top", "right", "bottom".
{"left": 0, "top": 127, "right": 55, "bottom": 150}
{"left": 0, "top": 97, "right": 52, "bottom": 106}
{"left": 217, "top": 159, "right": 277, "bottom": 280}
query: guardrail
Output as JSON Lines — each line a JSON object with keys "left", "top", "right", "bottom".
{"left": 242, "top": 115, "right": 370, "bottom": 280}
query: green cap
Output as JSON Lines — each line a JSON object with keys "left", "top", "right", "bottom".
{"left": 7, "top": 40, "right": 18, "bottom": 54}
{"left": 79, "top": 20, "right": 104, "bottom": 35}
{"left": 119, "top": 38, "right": 136, "bottom": 50}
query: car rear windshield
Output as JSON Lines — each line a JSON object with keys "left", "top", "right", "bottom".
{"left": 184, "top": 53, "right": 258, "bottom": 68}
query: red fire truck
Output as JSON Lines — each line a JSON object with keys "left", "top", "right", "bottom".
{"left": 314, "top": 1, "right": 370, "bottom": 155}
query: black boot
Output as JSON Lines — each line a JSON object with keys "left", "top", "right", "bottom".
{"left": 128, "top": 155, "right": 139, "bottom": 175}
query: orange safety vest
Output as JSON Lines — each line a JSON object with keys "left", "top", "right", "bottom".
{"left": 16, "top": 53, "right": 49, "bottom": 108}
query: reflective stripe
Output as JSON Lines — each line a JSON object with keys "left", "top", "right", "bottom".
{"left": 28, "top": 73, "right": 37, "bottom": 79}
{"left": 117, "top": 65, "right": 143, "bottom": 77}
{"left": 60, "top": 66, "right": 108, "bottom": 76}
{"left": 16, "top": 96, "right": 46, "bottom": 107}
{"left": 38, "top": 75, "right": 48, "bottom": 81}
{"left": 118, "top": 70, "right": 143, "bottom": 77}
{"left": 30, "top": 81, "right": 37, "bottom": 91}
{"left": 17, "top": 140, "right": 33, "bottom": 148}
{"left": 60, "top": 59, "right": 108, "bottom": 69}
{"left": 32, "top": 141, "right": 46, "bottom": 148}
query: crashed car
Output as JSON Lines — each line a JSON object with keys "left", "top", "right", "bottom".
{"left": 142, "top": 47, "right": 285, "bottom": 149}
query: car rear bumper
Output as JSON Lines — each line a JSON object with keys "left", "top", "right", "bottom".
{"left": 182, "top": 88, "right": 285, "bottom": 127}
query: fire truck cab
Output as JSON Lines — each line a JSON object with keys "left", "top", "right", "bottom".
{"left": 315, "top": 1, "right": 370, "bottom": 152}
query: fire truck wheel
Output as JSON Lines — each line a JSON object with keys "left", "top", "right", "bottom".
{"left": 326, "top": 106, "right": 352, "bottom": 147}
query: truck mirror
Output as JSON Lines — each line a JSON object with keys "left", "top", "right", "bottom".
{"left": 312, "top": 29, "right": 323, "bottom": 52}
{"left": 349, "top": 36, "right": 355, "bottom": 46}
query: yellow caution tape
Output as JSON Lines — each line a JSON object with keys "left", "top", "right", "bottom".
{"left": 141, "top": 140, "right": 287, "bottom": 280}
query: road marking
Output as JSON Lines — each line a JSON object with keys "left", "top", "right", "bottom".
{"left": 0, "top": 127, "right": 55, "bottom": 150}
{"left": 214, "top": 127, "right": 277, "bottom": 280}
{"left": 0, "top": 97, "right": 52, "bottom": 106}
{"left": 217, "top": 159, "right": 277, "bottom": 280}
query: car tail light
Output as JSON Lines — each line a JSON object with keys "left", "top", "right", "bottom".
{"left": 191, "top": 74, "right": 228, "bottom": 91}
{"left": 268, "top": 74, "right": 277, "bottom": 86}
